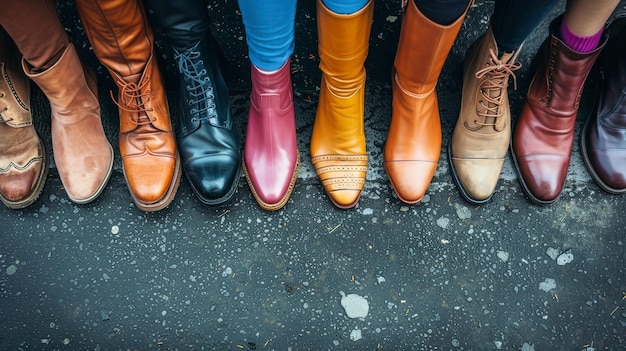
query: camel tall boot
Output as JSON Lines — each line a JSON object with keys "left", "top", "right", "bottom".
{"left": 449, "top": 26, "right": 522, "bottom": 204}
{"left": 25, "top": 44, "right": 114, "bottom": 204}
{"left": 75, "top": 0, "right": 181, "bottom": 212}
{"left": 0, "top": 31, "right": 47, "bottom": 209}
{"left": 310, "top": 0, "right": 373, "bottom": 209}
{"left": 383, "top": 1, "right": 471, "bottom": 204}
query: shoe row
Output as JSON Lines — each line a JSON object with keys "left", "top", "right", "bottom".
{"left": 2, "top": 2, "right": 625, "bottom": 212}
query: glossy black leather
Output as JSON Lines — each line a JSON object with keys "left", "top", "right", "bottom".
{"left": 174, "top": 34, "right": 241, "bottom": 205}
{"left": 144, "top": 0, "right": 210, "bottom": 51}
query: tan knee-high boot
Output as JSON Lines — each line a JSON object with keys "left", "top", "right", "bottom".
{"left": 383, "top": 1, "right": 471, "bottom": 204}
{"left": 76, "top": 0, "right": 181, "bottom": 212}
{"left": 25, "top": 44, "right": 114, "bottom": 204}
{"left": 310, "top": 0, "right": 373, "bottom": 209}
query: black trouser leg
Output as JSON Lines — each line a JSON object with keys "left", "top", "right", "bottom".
{"left": 414, "top": 0, "right": 472, "bottom": 25}
{"left": 491, "top": 0, "right": 559, "bottom": 52}
{"left": 144, "top": 0, "right": 210, "bottom": 51}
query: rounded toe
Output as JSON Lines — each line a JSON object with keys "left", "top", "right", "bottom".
{"left": 385, "top": 160, "right": 436, "bottom": 204}
{"left": 186, "top": 154, "right": 240, "bottom": 204}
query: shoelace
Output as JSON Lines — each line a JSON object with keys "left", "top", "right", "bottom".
{"left": 176, "top": 48, "right": 216, "bottom": 121}
{"left": 110, "top": 77, "right": 155, "bottom": 125}
{"left": 473, "top": 48, "right": 521, "bottom": 126}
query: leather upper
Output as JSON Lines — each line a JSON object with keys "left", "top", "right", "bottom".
{"left": 175, "top": 35, "right": 241, "bottom": 205}
{"left": 449, "top": 26, "right": 521, "bottom": 203}
{"left": 384, "top": 0, "right": 469, "bottom": 204}
{"left": 244, "top": 60, "right": 298, "bottom": 210}
{"left": 583, "top": 16, "right": 626, "bottom": 192}
{"left": 310, "top": 0, "right": 373, "bottom": 209}
{"left": 512, "top": 17, "right": 605, "bottom": 204}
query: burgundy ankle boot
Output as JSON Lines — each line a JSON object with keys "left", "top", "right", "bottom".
{"left": 243, "top": 60, "right": 299, "bottom": 211}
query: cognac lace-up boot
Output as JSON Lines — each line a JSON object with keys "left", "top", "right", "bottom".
{"left": 76, "top": 0, "right": 181, "bottom": 211}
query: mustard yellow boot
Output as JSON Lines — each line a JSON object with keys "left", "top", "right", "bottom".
{"left": 310, "top": 0, "right": 373, "bottom": 209}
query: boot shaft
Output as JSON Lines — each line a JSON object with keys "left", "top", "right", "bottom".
{"left": 24, "top": 43, "right": 100, "bottom": 124}
{"left": 76, "top": 0, "right": 153, "bottom": 79}
{"left": 316, "top": 0, "right": 373, "bottom": 95}
{"left": 529, "top": 17, "right": 606, "bottom": 115}
{"left": 394, "top": 0, "right": 471, "bottom": 94}
{"left": 250, "top": 60, "right": 293, "bottom": 112}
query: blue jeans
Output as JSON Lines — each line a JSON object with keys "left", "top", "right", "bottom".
{"left": 238, "top": 0, "right": 297, "bottom": 71}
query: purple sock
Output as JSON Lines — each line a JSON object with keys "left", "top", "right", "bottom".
{"left": 559, "top": 19, "right": 604, "bottom": 53}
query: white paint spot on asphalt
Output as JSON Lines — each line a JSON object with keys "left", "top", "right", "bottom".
{"left": 556, "top": 250, "right": 574, "bottom": 266}
{"left": 376, "top": 276, "right": 385, "bottom": 283}
{"left": 546, "top": 247, "right": 560, "bottom": 260}
{"left": 340, "top": 291, "right": 369, "bottom": 319}
{"left": 362, "top": 208, "right": 373, "bottom": 215}
{"left": 350, "top": 328, "right": 362, "bottom": 341}
{"left": 521, "top": 343, "right": 535, "bottom": 351}
{"left": 436, "top": 216, "right": 450, "bottom": 229}
{"left": 455, "top": 204, "right": 471, "bottom": 219}
{"left": 111, "top": 225, "right": 119, "bottom": 235}
{"left": 497, "top": 251, "right": 509, "bottom": 262}
{"left": 386, "top": 15, "right": 398, "bottom": 23}
{"left": 6, "top": 265, "right": 17, "bottom": 275}
{"left": 539, "top": 278, "right": 556, "bottom": 292}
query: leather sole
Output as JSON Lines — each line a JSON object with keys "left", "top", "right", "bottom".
{"left": 447, "top": 141, "right": 495, "bottom": 205}
{"left": 243, "top": 152, "right": 300, "bottom": 212}
{"left": 0, "top": 141, "right": 49, "bottom": 209}
{"left": 127, "top": 152, "right": 182, "bottom": 212}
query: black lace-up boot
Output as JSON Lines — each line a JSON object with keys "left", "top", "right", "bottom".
{"left": 174, "top": 36, "right": 240, "bottom": 204}
{"left": 146, "top": 0, "right": 241, "bottom": 205}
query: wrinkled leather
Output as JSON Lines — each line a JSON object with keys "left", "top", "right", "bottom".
{"left": 26, "top": 43, "right": 113, "bottom": 204}
{"left": 449, "top": 26, "right": 521, "bottom": 204}
{"left": 243, "top": 60, "right": 298, "bottom": 211}
{"left": 76, "top": 0, "right": 181, "bottom": 211}
{"left": 310, "top": 0, "right": 372, "bottom": 209}
{"left": 174, "top": 35, "right": 241, "bottom": 205}
{"left": 0, "top": 33, "right": 47, "bottom": 208}
{"left": 384, "top": 0, "right": 470, "bottom": 204}
{"left": 512, "top": 17, "right": 605, "bottom": 204}
{"left": 582, "top": 16, "right": 626, "bottom": 193}
{"left": 143, "top": 0, "right": 209, "bottom": 52}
